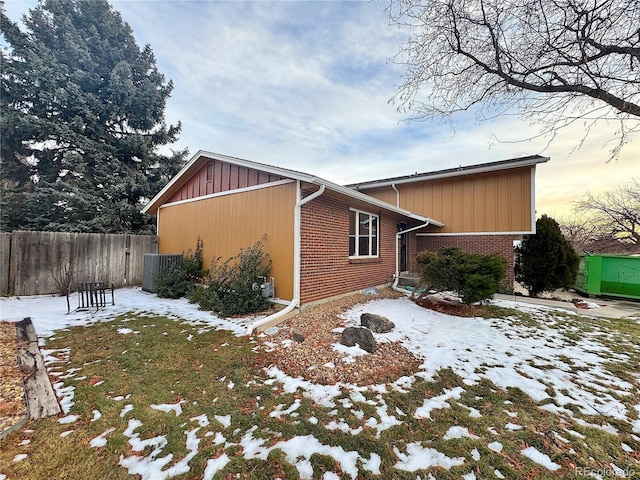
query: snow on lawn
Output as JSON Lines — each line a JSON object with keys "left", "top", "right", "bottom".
{"left": 339, "top": 297, "right": 635, "bottom": 422}
{"left": 1, "top": 289, "right": 638, "bottom": 479}
{"left": 0, "top": 286, "right": 259, "bottom": 339}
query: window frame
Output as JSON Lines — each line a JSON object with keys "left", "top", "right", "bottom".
{"left": 348, "top": 208, "right": 379, "bottom": 259}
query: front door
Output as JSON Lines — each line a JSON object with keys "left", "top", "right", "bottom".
{"left": 400, "top": 230, "right": 408, "bottom": 272}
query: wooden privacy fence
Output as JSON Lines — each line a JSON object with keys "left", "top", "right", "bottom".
{"left": 0, "top": 231, "right": 158, "bottom": 296}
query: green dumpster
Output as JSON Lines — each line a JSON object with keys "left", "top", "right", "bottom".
{"left": 575, "top": 254, "right": 640, "bottom": 300}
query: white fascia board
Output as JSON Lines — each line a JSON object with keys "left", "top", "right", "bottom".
{"left": 530, "top": 165, "right": 537, "bottom": 233}
{"left": 142, "top": 150, "right": 202, "bottom": 214}
{"left": 195, "top": 150, "right": 317, "bottom": 183}
{"left": 354, "top": 156, "right": 550, "bottom": 190}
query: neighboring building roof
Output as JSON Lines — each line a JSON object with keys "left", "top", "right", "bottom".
{"left": 347, "top": 155, "right": 550, "bottom": 191}
{"left": 142, "top": 150, "right": 443, "bottom": 226}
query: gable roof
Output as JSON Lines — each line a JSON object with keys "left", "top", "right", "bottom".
{"left": 348, "top": 155, "right": 549, "bottom": 191}
{"left": 142, "top": 150, "right": 443, "bottom": 225}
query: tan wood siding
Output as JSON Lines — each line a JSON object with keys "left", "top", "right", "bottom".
{"left": 364, "top": 167, "right": 533, "bottom": 233}
{"left": 158, "top": 182, "right": 296, "bottom": 300}
{"left": 167, "top": 157, "right": 285, "bottom": 204}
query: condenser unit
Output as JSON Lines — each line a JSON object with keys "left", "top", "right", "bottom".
{"left": 142, "top": 253, "right": 183, "bottom": 293}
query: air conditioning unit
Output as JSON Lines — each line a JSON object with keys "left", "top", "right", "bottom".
{"left": 142, "top": 254, "right": 183, "bottom": 293}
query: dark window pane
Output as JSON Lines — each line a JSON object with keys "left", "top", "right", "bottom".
{"left": 349, "top": 210, "right": 356, "bottom": 235}
{"left": 349, "top": 236, "right": 356, "bottom": 256}
{"left": 359, "top": 237, "right": 369, "bottom": 256}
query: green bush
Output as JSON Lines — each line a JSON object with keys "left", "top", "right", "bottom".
{"left": 515, "top": 214, "right": 579, "bottom": 297}
{"left": 417, "top": 247, "right": 507, "bottom": 304}
{"left": 155, "top": 239, "right": 205, "bottom": 299}
{"left": 188, "top": 240, "right": 272, "bottom": 317}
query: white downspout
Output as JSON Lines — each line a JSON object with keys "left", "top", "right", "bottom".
{"left": 391, "top": 183, "right": 400, "bottom": 207}
{"left": 392, "top": 221, "right": 431, "bottom": 290}
{"left": 246, "top": 182, "right": 326, "bottom": 335}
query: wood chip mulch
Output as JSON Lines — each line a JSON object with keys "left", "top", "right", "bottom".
{"left": 253, "top": 289, "right": 424, "bottom": 386}
{"left": 414, "top": 295, "right": 493, "bottom": 317}
{"left": 0, "top": 321, "right": 29, "bottom": 434}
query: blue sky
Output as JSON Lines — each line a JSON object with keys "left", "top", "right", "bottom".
{"left": 3, "top": 0, "right": 639, "bottom": 217}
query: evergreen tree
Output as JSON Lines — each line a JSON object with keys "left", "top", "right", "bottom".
{"left": 0, "top": 0, "right": 186, "bottom": 233}
{"left": 515, "top": 215, "right": 580, "bottom": 297}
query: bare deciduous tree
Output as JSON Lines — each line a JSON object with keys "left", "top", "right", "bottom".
{"left": 388, "top": 0, "right": 640, "bottom": 159}
{"left": 556, "top": 213, "right": 637, "bottom": 254}
{"left": 49, "top": 253, "right": 78, "bottom": 314}
{"left": 569, "top": 179, "right": 640, "bottom": 252}
{"left": 556, "top": 213, "right": 601, "bottom": 253}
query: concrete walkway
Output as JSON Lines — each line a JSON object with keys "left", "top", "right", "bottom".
{"left": 494, "top": 293, "right": 640, "bottom": 320}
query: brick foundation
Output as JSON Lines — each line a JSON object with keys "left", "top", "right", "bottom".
{"left": 299, "top": 194, "right": 397, "bottom": 305}
{"left": 416, "top": 234, "right": 515, "bottom": 289}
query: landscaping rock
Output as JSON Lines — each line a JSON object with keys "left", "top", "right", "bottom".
{"left": 360, "top": 287, "right": 380, "bottom": 296}
{"left": 292, "top": 330, "right": 305, "bottom": 343}
{"left": 340, "top": 327, "right": 376, "bottom": 353}
{"left": 360, "top": 313, "right": 395, "bottom": 333}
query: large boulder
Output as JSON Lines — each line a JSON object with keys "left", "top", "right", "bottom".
{"left": 340, "top": 327, "right": 376, "bottom": 353}
{"left": 360, "top": 313, "right": 395, "bottom": 333}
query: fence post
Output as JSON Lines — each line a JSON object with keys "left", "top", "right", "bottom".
{"left": 0, "top": 233, "right": 11, "bottom": 295}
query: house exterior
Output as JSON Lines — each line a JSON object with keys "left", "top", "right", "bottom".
{"left": 349, "top": 155, "right": 549, "bottom": 286}
{"left": 142, "top": 151, "right": 548, "bottom": 320}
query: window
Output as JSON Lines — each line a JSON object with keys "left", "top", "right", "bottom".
{"left": 206, "top": 162, "right": 214, "bottom": 183}
{"left": 349, "top": 208, "right": 378, "bottom": 258}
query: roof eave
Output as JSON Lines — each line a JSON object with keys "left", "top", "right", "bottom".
{"left": 351, "top": 155, "right": 550, "bottom": 191}
{"left": 142, "top": 150, "right": 317, "bottom": 215}
{"left": 141, "top": 151, "right": 441, "bottom": 224}
{"left": 310, "top": 177, "right": 430, "bottom": 221}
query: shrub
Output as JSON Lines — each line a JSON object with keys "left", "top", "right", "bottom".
{"left": 417, "top": 247, "right": 507, "bottom": 304}
{"left": 188, "top": 240, "right": 272, "bottom": 317}
{"left": 155, "top": 239, "right": 205, "bottom": 298}
{"left": 515, "top": 214, "right": 579, "bottom": 297}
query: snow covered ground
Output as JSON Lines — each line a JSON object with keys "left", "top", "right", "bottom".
{"left": 0, "top": 287, "right": 259, "bottom": 339}
{"left": 1, "top": 287, "right": 639, "bottom": 479}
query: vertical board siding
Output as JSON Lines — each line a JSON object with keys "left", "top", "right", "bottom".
{"left": 168, "top": 158, "right": 285, "bottom": 204}
{"left": 299, "top": 194, "right": 401, "bottom": 305}
{"left": 221, "top": 162, "right": 231, "bottom": 192}
{"left": 158, "top": 182, "right": 296, "bottom": 301}
{"left": 2, "top": 231, "right": 157, "bottom": 296}
{"left": 364, "top": 167, "right": 534, "bottom": 233}
{"left": 238, "top": 167, "right": 249, "bottom": 188}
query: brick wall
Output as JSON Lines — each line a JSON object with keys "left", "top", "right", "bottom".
{"left": 416, "top": 234, "right": 515, "bottom": 288}
{"left": 300, "top": 194, "right": 398, "bottom": 305}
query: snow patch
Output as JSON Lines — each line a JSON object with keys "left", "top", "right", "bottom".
{"left": 151, "top": 401, "right": 184, "bottom": 416}
{"left": 393, "top": 442, "right": 465, "bottom": 471}
{"left": 521, "top": 446, "right": 561, "bottom": 471}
